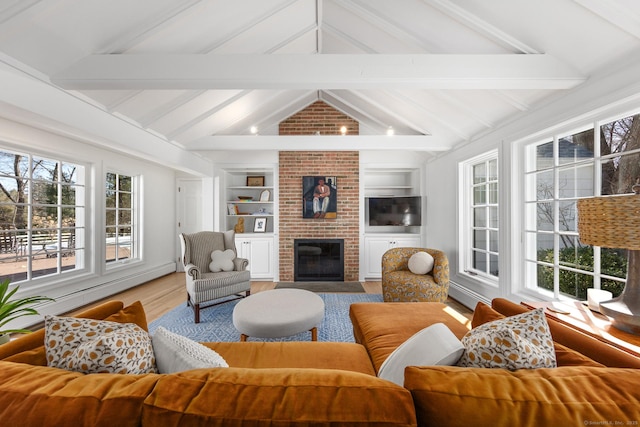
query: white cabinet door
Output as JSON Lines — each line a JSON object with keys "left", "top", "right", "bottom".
{"left": 364, "top": 235, "right": 422, "bottom": 279}
{"left": 236, "top": 237, "right": 274, "bottom": 279}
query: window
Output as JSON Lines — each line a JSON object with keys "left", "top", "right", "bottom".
{"left": 460, "top": 150, "right": 499, "bottom": 281}
{"left": 522, "top": 112, "right": 639, "bottom": 300}
{"left": 0, "top": 148, "right": 85, "bottom": 283}
{"left": 105, "top": 172, "right": 138, "bottom": 265}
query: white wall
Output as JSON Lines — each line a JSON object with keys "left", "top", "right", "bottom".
{"left": 0, "top": 117, "right": 179, "bottom": 327}
{"left": 426, "top": 53, "right": 640, "bottom": 310}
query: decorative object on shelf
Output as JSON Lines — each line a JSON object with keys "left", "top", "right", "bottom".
{"left": 246, "top": 176, "right": 265, "bottom": 187}
{"left": 237, "top": 196, "right": 253, "bottom": 201}
{"left": 0, "top": 279, "right": 54, "bottom": 345}
{"left": 577, "top": 180, "right": 640, "bottom": 334}
{"left": 253, "top": 217, "right": 267, "bottom": 233}
{"left": 302, "top": 176, "right": 338, "bottom": 219}
{"left": 234, "top": 217, "right": 245, "bottom": 234}
{"left": 227, "top": 204, "right": 238, "bottom": 215}
{"left": 259, "top": 189, "right": 270, "bottom": 202}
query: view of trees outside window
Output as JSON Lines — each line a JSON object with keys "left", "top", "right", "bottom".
{"left": 470, "top": 156, "right": 499, "bottom": 278}
{"left": 524, "top": 113, "right": 640, "bottom": 300}
{"left": 105, "top": 172, "right": 135, "bottom": 265}
{"left": 0, "top": 149, "right": 85, "bottom": 283}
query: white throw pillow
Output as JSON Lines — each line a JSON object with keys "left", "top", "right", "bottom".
{"left": 209, "top": 249, "right": 235, "bottom": 272}
{"left": 377, "top": 323, "right": 464, "bottom": 386}
{"left": 152, "top": 326, "right": 229, "bottom": 374}
{"left": 408, "top": 251, "right": 434, "bottom": 275}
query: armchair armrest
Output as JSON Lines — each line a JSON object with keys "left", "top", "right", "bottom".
{"left": 429, "top": 249, "right": 449, "bottom": 286}
{"left": 234, "top": 257, "right": 249, "bottom": 271}
{"left": 185, "top": 263, "right": 201, "bottom": 280}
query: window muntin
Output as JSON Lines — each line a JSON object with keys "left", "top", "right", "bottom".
{"left": 0, "top": 149, "right": 85, "bottom": 283}
{"left": 461, "top": 151, "right": 499, "bottom": 281}
{"left": 523, "top": 113, "right": 640, "bottom": 300}
{"left": 105, "top": 172, "right": 137, "bottom": 265}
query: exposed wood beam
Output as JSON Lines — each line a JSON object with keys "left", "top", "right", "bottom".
{"left": 53, "top": 53, "right": 585, "bottom": 90}
{"left": 186, "top": 135, "right": 451, "bottom": 151}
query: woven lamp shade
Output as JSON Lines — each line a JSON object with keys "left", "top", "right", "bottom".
{"left": 577, "top": 194, "right": 640, "bottom": 250}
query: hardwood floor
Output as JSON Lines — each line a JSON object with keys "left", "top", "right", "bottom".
{"left": 66, "top": 272, "right": 474, "bottom": 323}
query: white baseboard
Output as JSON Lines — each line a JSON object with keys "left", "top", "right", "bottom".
{"left": 448, "top": 280, "right": 492, "bottom": 311}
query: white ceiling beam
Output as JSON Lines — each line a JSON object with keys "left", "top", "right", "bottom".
{"left": 422, "top": 0, "right": 540, "bottom": 53}
{"left": 53, "top": 53, "right": 585, "bottom": 90}
{"left": 573, "top": 0, "right": 640, "bottom": 40}
{"left": 187, "top": 135, "right": 451, "bottom": 151}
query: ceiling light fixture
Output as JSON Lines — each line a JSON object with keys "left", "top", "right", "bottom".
{"left": 250, "top": 126, "right": 258, "bottom": 135}
{"left": 387, "top": 126, "right": 395, "bottom": 136}
{"left": 340, "top": 126, "right": 347, "bottom": 135}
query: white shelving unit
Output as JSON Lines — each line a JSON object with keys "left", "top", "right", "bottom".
{"left": 361, "top": 166, "right": 424, "bottom": 280}
{"left": 221, "top": 166, "right": 277, "bottom": 280}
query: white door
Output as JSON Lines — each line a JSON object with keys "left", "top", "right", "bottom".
{"left": 176, "top": 179, "right": 202, "bottom": 271}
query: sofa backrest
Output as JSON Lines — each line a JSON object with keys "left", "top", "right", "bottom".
{"left": 491, "top": 298, "right": 640, "bottom": 368}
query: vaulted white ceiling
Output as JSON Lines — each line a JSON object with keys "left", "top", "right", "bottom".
{"left": 0, "top": 0, "right": 639, "bottom": 157}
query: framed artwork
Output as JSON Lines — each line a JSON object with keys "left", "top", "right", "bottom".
{"left": 302, "top": 176, "right": 337, "bottom": 219}
{"left": 253, "top": 217, "right": 267, "bottom": 232}
{"left": 246, "top": 176, "right": 265, "bottom": 187}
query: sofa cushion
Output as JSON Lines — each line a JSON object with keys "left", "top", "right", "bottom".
{"left": 405, "top": 365, "right": 640, "bottom": 427}
{"left": 143, "top": 367, "right": 418, "bottom": 427}
{"left": 378, "top": 323, "right": 464, "bottom": 385}
{"left": 0, "top": 300, "right": 148, "bottom": 366}
{"left": 458, "top": 308, "right": 556, "bottom": 370}
{"left": 408, "top": 251, "right": 434, "bottom": 275}
{"left": 45, "top": 316, "right": 157, "bottom": 374}
{"left": 0, "top": 361, "right": 160, "bottom": 427}
{"left": 349, "top": 302, "right": 471, "bottom": 373}
{"left": 152, "top": 327, "right": 228, "bottom": 373}
{"left": 203, "top": 341, "right": 376, "bottom": 375}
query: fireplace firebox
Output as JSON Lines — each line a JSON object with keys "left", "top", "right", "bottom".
{"left": 294, "top": 239, "right": 344, "bottom": 281}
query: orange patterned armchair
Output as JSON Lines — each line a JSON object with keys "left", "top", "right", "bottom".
{"left": 381, "top": 247, "right": 450, "bottom": 302}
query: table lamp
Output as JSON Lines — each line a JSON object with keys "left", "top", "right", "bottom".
{"left": 577, "top": 181, "right": 640, "bottom": 334}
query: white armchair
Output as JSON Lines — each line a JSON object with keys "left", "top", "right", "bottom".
{"left": 179, "top": 230, "right": 251, "bottom": 323}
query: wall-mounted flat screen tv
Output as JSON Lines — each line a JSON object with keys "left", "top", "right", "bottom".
{"left": 367, "top": 196, "right": 422, "bottom": 226}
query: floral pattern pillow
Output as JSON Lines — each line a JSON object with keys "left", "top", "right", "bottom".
{"left": 45, "top": 315, "right": 157, "bottom": 374}
{"left": 457, "top": 308, "right": 556, "bottom": 370}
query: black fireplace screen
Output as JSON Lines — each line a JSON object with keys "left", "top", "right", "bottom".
{"left": 294, "top": 239, "right": 344, "bottom": 281}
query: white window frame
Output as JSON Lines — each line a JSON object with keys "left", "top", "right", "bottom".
{"left": 105, "top": 171, "right": 140, "bottom": 268}
{"left": 517, "top": 110, "right": 640, "bottom": 301}
{"left": 0, "top": 146, "right": 87, "bottom": 285}
{"left": 459, "top": 149, "right": 499, "bottom": 285}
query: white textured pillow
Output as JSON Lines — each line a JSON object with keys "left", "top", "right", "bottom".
{"left": 209, "top": 249, "right": 235, "bottom": 272}
{"left": 408, "top": 251, "right": 434, "bottom": 275}
{"left": 44, "top": 316, "right": 157, "bottom": 374}
{"left": 378, "top": 323, "right": 464, "bottom": 386}
{"left": 457, "top": 308, "right": 556, "bottom": 370}
{"left": 152, "top": 326, "right": 229, "bottom": 374}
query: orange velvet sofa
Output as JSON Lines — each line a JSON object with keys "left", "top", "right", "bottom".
{"left": 349, "top": 298, "right": 640, "bottom": 427}
{"left": 0, "top": 300, "right": 416, "bottom": 427}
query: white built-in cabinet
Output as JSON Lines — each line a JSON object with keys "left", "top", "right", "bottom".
{"left": 363, "top": 235, "right": 422, "bottom": 279}
{"left": 235, "top": 236, "right": 274, "bottom": 279}
{"left": 221, "top": 166, "right": 277, "bottom": 280}
{"left": 362, "top": 166, "right": 423, "bottom": 280}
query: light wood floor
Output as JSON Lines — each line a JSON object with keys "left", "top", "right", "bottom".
{"left": 66, "top": 272, "right": 474, "bottom": 323}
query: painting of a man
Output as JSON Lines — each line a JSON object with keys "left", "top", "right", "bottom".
{"left": 303, "top": 176, "right": 337, "bottom": 219}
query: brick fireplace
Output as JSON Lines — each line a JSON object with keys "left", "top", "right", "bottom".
{"left": 278, "top": 101, "right": 360, "bottom": 281}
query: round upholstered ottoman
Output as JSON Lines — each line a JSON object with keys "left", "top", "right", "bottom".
{"left": 232, "top": 288, "right": 325, "bottom": 341}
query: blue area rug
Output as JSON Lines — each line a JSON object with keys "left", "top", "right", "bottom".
{"left": 149, "top": 293, "right": 383, "bottom": 342}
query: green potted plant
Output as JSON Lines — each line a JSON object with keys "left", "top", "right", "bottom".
{"left": 0, "top": 279, "right": 54, "bottom": 345}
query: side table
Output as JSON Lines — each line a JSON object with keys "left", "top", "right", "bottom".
{"left": 522, "top": 300, "right": 640, "bottom": 358}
